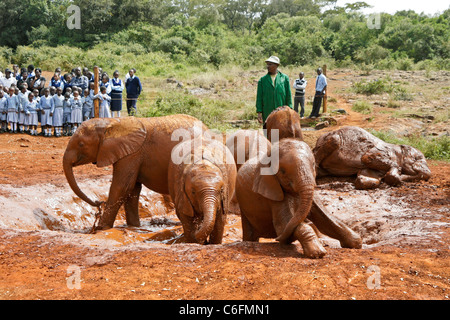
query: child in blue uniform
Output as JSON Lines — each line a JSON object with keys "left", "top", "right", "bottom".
{"left": 70, "top": 90, "right": 83, "bottom": 134}
{"left": 6, "top": 87, "right": 20, "bottom": 133}
{"left": 62, "top": 92, "right": 72, "bottom": 136}
{"left": 39, "top": 88, "right": 54, "bottom": 137}
{"left": 25, "top": 92, "right": 39, "bottom": 136}
{"left": 95, "top": 86, "right": 111, "bottom": 118}
{"left": 0, "top": 90, "right": 7, "bottom": 132}
{"left": 52, "top": 87, "right": 65, "bottom": 137}
{"left": 82, "top": 88, "right": 93, "bottom": 121}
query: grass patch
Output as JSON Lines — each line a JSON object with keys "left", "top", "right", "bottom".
{"left": 370, "top": 130, "right": 450, "bottom": 161}
{"left": 352, "top": 100, "right": 373, "bottom": 114}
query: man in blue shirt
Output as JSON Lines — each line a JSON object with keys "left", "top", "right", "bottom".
{"left": 309, "top": 67, "right": 327, "bottom": 118}
{"left": 125, "top": 68, "right": 142, "bottom": 116}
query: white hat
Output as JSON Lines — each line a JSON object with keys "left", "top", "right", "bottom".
{"left": 265, "top": 56, "right": 280, "bottom": 65}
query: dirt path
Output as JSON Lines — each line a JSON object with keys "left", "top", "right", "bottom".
{"left": 0, "top": 70, "right": 449, "bottom": 300}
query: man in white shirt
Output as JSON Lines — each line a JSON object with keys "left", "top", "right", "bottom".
{"left": 309, "top": 67, "right": 327, "bottom": 118}
{"left": 293, "top": 72, "right": 307, "bottom": 118}
{"left": 1, "top": 69, "right": 17, "bottom": 89}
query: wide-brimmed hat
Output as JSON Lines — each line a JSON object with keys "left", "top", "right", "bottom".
{"left": 265, "top": 56, "right": 280, "bottom": 65}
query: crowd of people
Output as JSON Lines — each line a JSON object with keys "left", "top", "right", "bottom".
{"left": 0, "top": 65, "right": 142, "bottom": 137}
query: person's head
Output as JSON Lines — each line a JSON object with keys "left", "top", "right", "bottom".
{"left": 89, "top": 82, "right": 94, "bottom": 90}
{"left": 9, "top": 87, "right": 15, "bottom": 95}
{"left": 72, "top": 86, "right": 78, "bottom": 93}
{"left": 64, "top": 92, "right": 71, "bottom": 100}
{"left": 73, "top": 90, "right": 79, "bottom": 97}
{"left": 66, "top": 87, "right": 72, "bottom": 95}
{"left": 43, "top": 88, "right": 49, "bottom": 97}
{"left": 50, "top": 86, "right": 56, "bottom": 95}
{"left": 55, "top": 67, "right": 61, "bottom": 73}
{"left": 78, "top": 87, "right": 82, "bottom": 95}
{"left": 27, "top": 64, "right": 34, "bottom": 73}
{"left": 64, "top": 73, "right": 72, "bottom": 83}
{"left": 57, "top": 87, "right": 63, "bottom": 96}
{"left": 35, "top": 68, "right": 42, "bottom": 78}
{"left": 100, "top": 86, "right": 107, "bottom": 94}
{"left": 317, "top": 68, "right": 322, "bottom": 75}
{"left": 0, "top": 90, "right": 3, "bottom": 98}
{"left": 28, "top": 92, "right": 34, "bottom": 101}
{"left": 128, "top": 69, "right": 135, "bottom": 78}
{"left": 74, "top": 67, "right": 82, "bottom": 77}
{"left": 265, "top": 56, "right": 280, "bottom": 75}
{"left": 13, "top": 64, "right": 19, "bottom": 72}
{"left": 53, "top": 72, "right": 60, "bottom": 81}
{"left": 21, "top": 70, "right": 28, "bottom": 79}
{"left": 84, "top": 88, "right": 89, "bottom": 97}
{"left": 299, "top": 72, "right": 304, "bottom": 79}
{"left": 4, "top": 68, "right": 11, "bottom": 79}
{"left": 19, "top": 84, "right": 26, "bottom": 93}
{"left": 113, "top": 70, "right": 119, "bottom": 79}
{"left": 33, "top": 89, "right": 39, "bottom": 97}
{"left": 82, "top": 67, "right": 89, "bottom": 76}
{"left": 102, "top": 75, "right": 109, "bottom": 83}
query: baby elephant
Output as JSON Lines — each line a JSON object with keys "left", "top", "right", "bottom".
{"left": 168, "top": 138, "right": 237, "bottom": 244}
{"left": 314, "top": 126, "right": 431, "bottom": 189}
{"left": 236, "top": 138, "right": 327, "bottom": 258}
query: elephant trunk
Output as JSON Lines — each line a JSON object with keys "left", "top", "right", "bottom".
{"left": 63, "top": 151, "right": 100, "bottom": 207}
{"left": 195, "top": 190, "right": 218, "bottom": 244}
{"left": 276, "top": 184, "right": 315, "bottom": 244}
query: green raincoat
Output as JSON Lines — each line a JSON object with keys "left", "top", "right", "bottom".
{"left": 256, "top": 71, "right": 293, "bottom": 123}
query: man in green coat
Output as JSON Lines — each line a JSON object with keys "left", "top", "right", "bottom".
{"left": 256, "top": 56, "right": 293, "bottom": 124}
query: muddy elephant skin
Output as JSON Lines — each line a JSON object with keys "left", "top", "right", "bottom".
{"left": 168, "top": 138, "right": 237, "bottom": 244}
{"left": 313, "top": 126, "right": 431, "bottom": 189}
{"left": 63, "top": 116, "right": 208, "bottom": 230}
{"left": 236, "top": 138, "right": 362, "bottom": 258}
{"left": 264, "top": 106, "right": 304, "bottom": 143}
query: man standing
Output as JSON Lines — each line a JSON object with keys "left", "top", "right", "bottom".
{"left": 309, "top": 67, "right": 327, "bottom": 118}
{"left": 293, "top": 72, "right": 307, "bottom": 118}
{"left": 256, "top": 56, "right": 292, "bottom": 125}
{"left": 70, "top": 67, "right": 89, "bottom": 91}
{"left": 125, "top": 68, "right": 142, "bottom": 116}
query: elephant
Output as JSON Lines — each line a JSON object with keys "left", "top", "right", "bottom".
{"left": 235, "top": 138, "right": 362, "bottom": 258}
{"left": 264, "top": 106, "right": 304, "bottom": 143}
{"left": 168, "top": 138, "right": 236, "bottom": 244}
{"left": 225, "top": 129, "right": 269, "bottom": 171}
{"left": 313, "top": 126, "right": 431, "bottom": 189}
{"left": 63, "top": 116, "right": 208, "bottom": 230}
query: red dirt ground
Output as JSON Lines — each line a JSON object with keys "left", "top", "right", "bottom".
{"left": 0, "top": 70, "right": 448, "bottom": 300}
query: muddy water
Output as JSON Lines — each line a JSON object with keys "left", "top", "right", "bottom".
{"left": 0, "top": 176, "right": 242, "bottom": 246}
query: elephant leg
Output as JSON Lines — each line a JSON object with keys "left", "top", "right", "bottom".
{"left": 308, "top": 195, "right": 362, "bottom": 249}
{"left": 124, "top": 182, "right": 142, "bottom": 227}
{"left": 97, "top": 160, "right": 140, "bottom": 230}
{"left": 354, "top": 169, "right": 384, "bottom": 189}
{"left": 179, "top": 214, "right": 197, "bottom": 243}
{"left": 240, "top": 212, "right": 259, "bottom": 242}
{"left": 313, "top": 133, "right": 340, "bottom": 166}
{"left": 294, "top": 222, "right": 327, "bottom": 259}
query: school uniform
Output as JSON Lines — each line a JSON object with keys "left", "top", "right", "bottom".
{"left": 1, "top": 76, "right": 17, "bottom": 89}
{"left": 70, "top": 97, "right": 83, "bottom": 124}
{"left": 110, "top": 77, "right": 124, "bottom": 112}
{"left": 18, "top": 90, "right": 30, "bottom": 127}
{"left": 125, "top": 75, "right": 142, "bottom": 115}
{"left": 95, "top": 93, "right": 111, "bottom": 118}
{"left": 0, "top": 96, "right": 7, "bottom": 123}
{"left": 82, "top": 94, "right": 94, "bottom": 120}
{"left": 25, "top": 100, "right": 39, "bottom": 127}
{"left": 39, "top": 95, "right": 54, "bottom": 126}
{"left": 70, "top": 76, "right": 89, "bottom": 90}
{"left": 50, "top": 78, "right": 65, "bottom": 91}
{"left": 63, "top": 99, "right": 72, "bottom": 125}
{"left": 6, "top": 94, "right": 20, "bottom": 124}
{"left": 52, "top": 94, "right": 65, "bottom": 127}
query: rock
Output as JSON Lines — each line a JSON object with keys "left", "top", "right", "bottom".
{"left": 315, "top": 121, "right": 329, "bottom": 130}
{"left": 332, "top": 108, "right": 348, "bottom": 115}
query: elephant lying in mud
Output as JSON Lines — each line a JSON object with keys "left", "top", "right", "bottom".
{"left": 168, "top": 138, "right": 236, "bottom": 244}
{"left": 229, "top": 130, "right": 362, "bottom": 258}
{"left": 313, "top": 126, "right": 431, "bottom": 189}
{"left": 63, "top": 116, "right": 208, "bottom": 230}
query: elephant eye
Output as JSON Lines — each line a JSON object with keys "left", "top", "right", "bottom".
{"left": 79, "top": 142, "right": 85, "bottom": 148}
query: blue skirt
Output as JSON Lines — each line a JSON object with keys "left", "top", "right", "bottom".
{"left": 110, "top": 91, "right": 122, "bottom": 111}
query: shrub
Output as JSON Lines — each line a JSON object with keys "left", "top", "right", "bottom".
{"left": 353, "top": 78, "right": 393, "bottom": 95}
{"left": 352, "top": 100, "right": 373, "bottom": 114}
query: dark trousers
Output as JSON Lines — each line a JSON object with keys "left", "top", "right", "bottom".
{"left": 293, "top": 96, "right": 305, "bottom": 117}
{"left": 310, "top": 91, "right": 323, "bottom": 118}
{"left": 126, "top": 97, "right": 137, "bottom": 116}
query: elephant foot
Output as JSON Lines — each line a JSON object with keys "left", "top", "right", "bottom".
{"left": 294, "top": 222, "right": 326, "bottom": 259}
{"left": 339, "top": 234, "right": 363, "bottom": 249}
{"left": 355, "top": 169, "right": 383, "bottom": 189}
{"left": 301, "top": 238, "right": 327, "bottom": 259}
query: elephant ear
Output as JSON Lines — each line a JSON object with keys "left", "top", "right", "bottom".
{"left": 96, "top": 118, "right": 147, "bottom": 167}
{"left": 252, "top": 173, "right": 284, "bottom": 202}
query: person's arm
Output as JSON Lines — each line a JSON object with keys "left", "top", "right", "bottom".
{"left": 137, "top": 77, "right": 142, "bottom": 96}
{"left": 256, "top": 80, "right": 263, "bottom": 123}
{"left": 285, "top": 76, "right": 293, "bottom": 108}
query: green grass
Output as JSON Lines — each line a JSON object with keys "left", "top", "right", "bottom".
{"left": 370, "top": 130, "right": 450, "bottom": 161}
{"left": 352, "top": 100, "right": 373, "bottom": 114}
